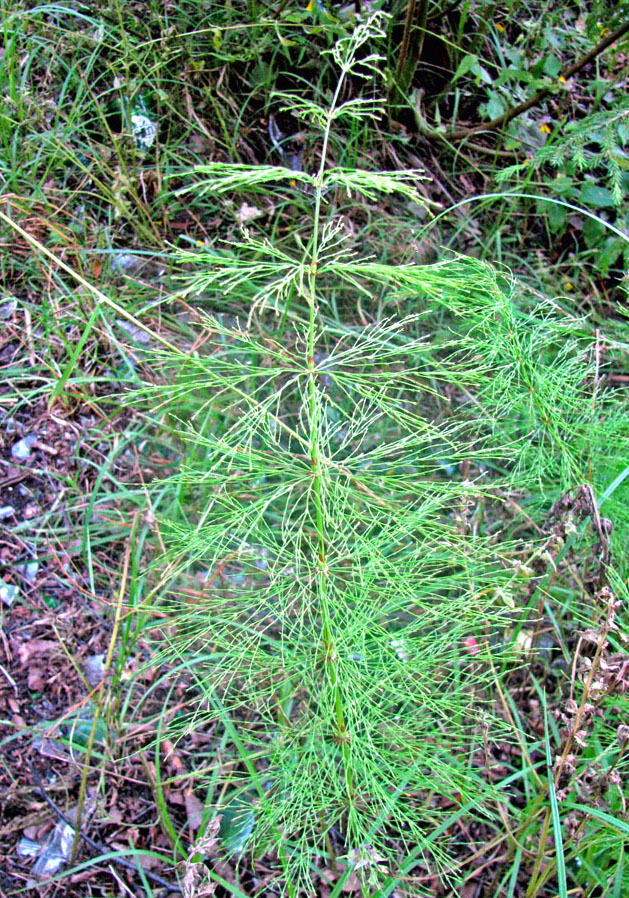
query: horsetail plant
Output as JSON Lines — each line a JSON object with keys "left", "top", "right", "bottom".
{"left": 137, "top": 14, "right": 614, "bottom": 894}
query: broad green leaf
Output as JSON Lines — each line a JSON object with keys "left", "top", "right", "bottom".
{"left": 218, "top": 793, "right": 257, "bottom": 855}
{"left": 543, "top": 55, "right": 562, "bottom": 78}
{"left": 452, "top": 54, "right": 479, "bottom": 82}
{"left": 580, "top": 182, "right": 615, "bottom": 208}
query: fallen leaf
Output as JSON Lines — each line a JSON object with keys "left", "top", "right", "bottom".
{"left": 185, "top": 788, "right": 205, "bottom": 832}
{"left": 182, "top": 819, "right": 220, "bottom": 898}
{"left": 18, "top": 640, "right": 58, "bottom": 666}
{"left": 27, "top": 667, "right": 45, "bottom": 691}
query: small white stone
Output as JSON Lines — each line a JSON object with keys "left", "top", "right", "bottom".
{"left": 0, "top": 582, "right": 19, "bottom": 607}
{"left": 11, "top": 434, "right": 37, "bottom": 461}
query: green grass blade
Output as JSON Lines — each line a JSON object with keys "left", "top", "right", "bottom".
{"left": 598, "top": 465, "right": 629, "bottom": 506}
{"left": 544, "top": 693, "right": 568, "bottom": 898}
{"left": 563, "top": 802, "right": 629, "bottom": 837}
{"left": 48, "top": 306, "right": 101, "bottom": 406}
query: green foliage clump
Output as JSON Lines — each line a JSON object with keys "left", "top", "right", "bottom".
{"left": 138, "top": 15, "right": 624, "bottom": 893}
{"left": 497, "top": 102, "right": 629, "bottom": 274}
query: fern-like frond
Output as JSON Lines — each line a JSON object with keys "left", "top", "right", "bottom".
{"left": 136, "top": 18, "right": 625, "bottom": 894}
{"left": 169, "top": 162, "right": 315, "bottom": 195}
{"left": 498, "top": 101, "right": 629, "bottom": 206}
{"left": 323, "top": 167, "right": 433, "bottom": 205}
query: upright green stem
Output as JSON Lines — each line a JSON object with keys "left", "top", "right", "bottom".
{"left": 305, "top": 71, "right": 354, "bottom": 808}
